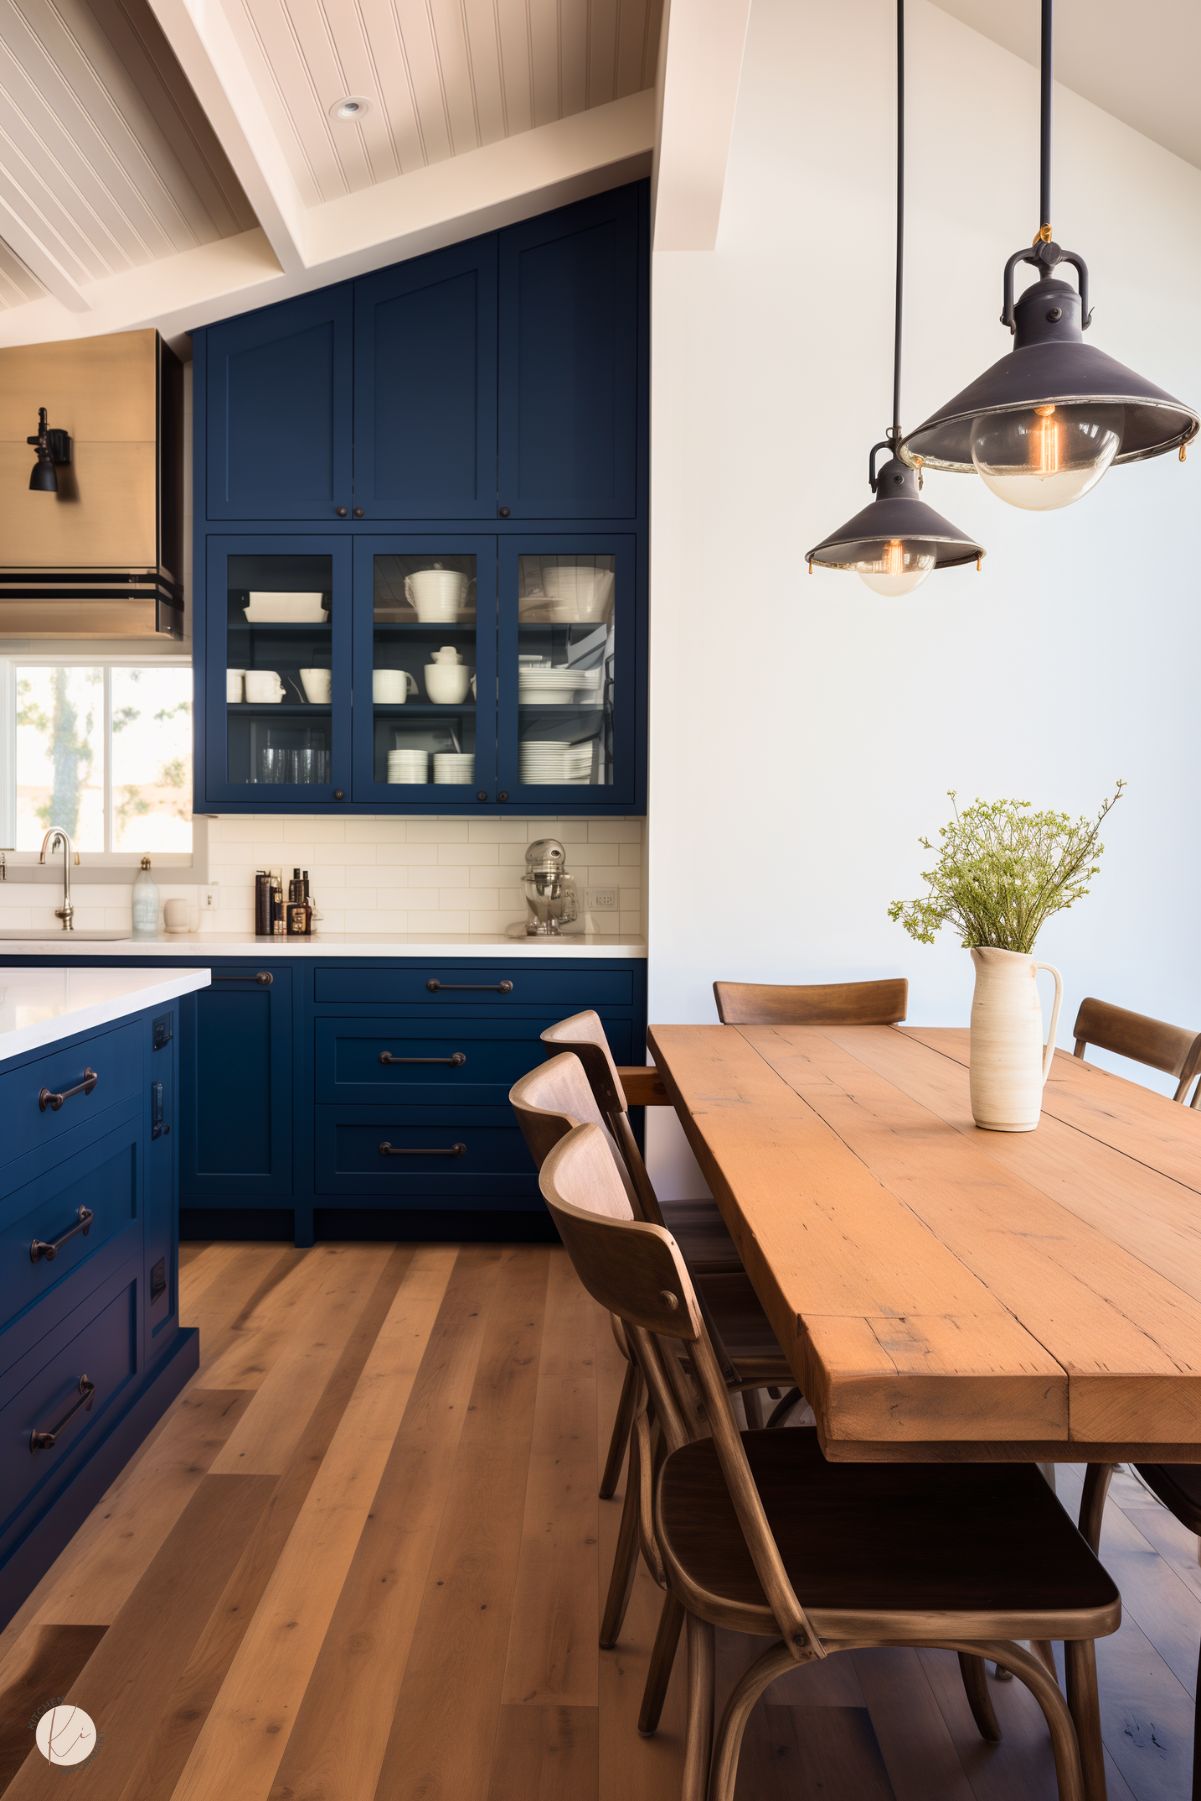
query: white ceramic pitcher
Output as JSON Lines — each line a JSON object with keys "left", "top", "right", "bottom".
{"left": 968, "top": 947, "right": 1063, "bottom": 1132}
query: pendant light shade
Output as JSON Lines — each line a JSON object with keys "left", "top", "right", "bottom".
{"left": 900, "top": 0, "right": 1198, "bottom": 506}
{"left": 807, "top": 450, "right": 983, "bottom": 592}
{"left": 807, "top": 0, "right": 984, "bottom": 592}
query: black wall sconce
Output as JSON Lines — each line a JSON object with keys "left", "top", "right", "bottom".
{"left": 27, "top": 406, "right": 71, "bottom": 494}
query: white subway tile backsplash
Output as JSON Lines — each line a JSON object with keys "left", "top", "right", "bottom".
{"left": 0, "top": 816, "right": 644, "bottom": 940}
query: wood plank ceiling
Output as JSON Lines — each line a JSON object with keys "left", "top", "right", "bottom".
{"left": 225, "top": 0, "right": 664, "bottom": 205}
{"left": 0, "top": 0, "right": 254, "bottom": 307}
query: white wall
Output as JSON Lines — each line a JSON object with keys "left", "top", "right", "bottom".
{"left": 647, "top": 0, "right": 1201, "bottom": 1189}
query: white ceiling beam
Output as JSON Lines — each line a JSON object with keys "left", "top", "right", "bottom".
{"left": 652, "top": 0, "right": 753, "bottom": 250}
{"left": 304, "top": 90, "right": 655, "bottom": 276}
{"left": 0, "top": 195, "right": 90, "bottom": 314}
{"left": 0, "top": 91, "right": 656, "bottom": 351}
{"left": 144, "top": 0, "right": 308, "bottom": 275}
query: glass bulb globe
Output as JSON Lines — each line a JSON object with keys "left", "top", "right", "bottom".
{"left": 856, "top": 538, "right": 935, "bottom": 597}
{"left": 970, "top": 404, "right": 1120, "bottom": 510}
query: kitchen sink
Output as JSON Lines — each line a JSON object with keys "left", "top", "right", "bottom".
{"left": 0, "top": 929, "right": 133, "bottom": 941}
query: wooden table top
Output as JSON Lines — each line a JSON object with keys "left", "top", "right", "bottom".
{"left": 646, "top": 1022, "right": 1201, "bottom": 1463}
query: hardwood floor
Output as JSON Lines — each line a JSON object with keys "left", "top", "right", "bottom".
{"left": 0, "top": 1242, "right": 1196, "bottom": 1799}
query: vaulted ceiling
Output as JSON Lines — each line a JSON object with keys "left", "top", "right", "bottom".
{"left": 0, "top": 0, "right": 662, "bottom": 348}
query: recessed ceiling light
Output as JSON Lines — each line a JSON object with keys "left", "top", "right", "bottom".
{"left": 329, "top": 95, "right": 370, "bottom": 122}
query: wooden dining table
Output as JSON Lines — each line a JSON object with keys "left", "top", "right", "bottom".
{"left": 647, "top": 1022, "right": 1201, "bottom": 1464}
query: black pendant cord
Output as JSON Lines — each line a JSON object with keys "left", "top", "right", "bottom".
{"left": 1039, "top": 0, "right": 1053, "bottom": 238}
{"left": 890, "top": 0, "right": 905, "bottom": 444}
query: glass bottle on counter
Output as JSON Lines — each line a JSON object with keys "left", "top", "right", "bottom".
{"left": 131, "top": 856, "right": 160, "bottom": 938}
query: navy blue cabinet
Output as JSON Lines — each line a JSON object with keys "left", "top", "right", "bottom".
{"left": 0, "top": 1001, "right": 196, "bottom": 1624}
{"left": 203, "top": 286, "right": 353, "bottom": 521}
{"left": 354, "top": 242, "right": 498, "bottom": 519}
{"left": 180, "top": 965, "right": 294, "bottom": 1209}
{"left": 498, "top": 186, "right": 640, "bottom": 520}
{"left": 192, "top": 182, "right": 648, "bottom": 818}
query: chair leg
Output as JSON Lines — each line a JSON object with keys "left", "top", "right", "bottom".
{"left": 985, "top": 1640, "right": 1086, "bottom": 1801}
{"left": 709, "top": 1639, "right": 804, "bottom": 1801}
{"left": 767, "top": 1386, "right": 804, "bottom": 1427}
{"left": 1065, "top": 1639, "right": 1107, "bottom": 1801}
{"left": 600, "top": 1358, "right": 638, "bottom": 1500}
{"left": 1078, "top": 1464, "right": 1116, "bottom": 1554}
{"left": 599, "top": 1435, "right": 640, "bottom": 1649}
{"left": 639, "top": 1592, "right": 684, "bottom": 1736}
{"left": 958, "top": 1652, "right": 1002, "bottom": 1742}
{"left": 742, "top": 1388, "right": 765, "bottom": 1430}
{"left": 681, "top": 1615, "right": 714, "bottom": 1801}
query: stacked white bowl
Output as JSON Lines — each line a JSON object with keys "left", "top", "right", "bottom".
{"left": 387, "top": 748, "right": 429, "bottom": 783}
{"left": 518, "top": 665, "right": 606, "bottom": 705}
{"left": 433, "top": 752, "right": 474, "bottom": 784}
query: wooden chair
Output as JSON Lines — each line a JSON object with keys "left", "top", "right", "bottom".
{"left": 1072, "top": 997, "right": 1201, "bottom": 1105}
{"left": 540, "top": 1010, "right": 742, "bottom": 1278}
{"left": 713, "top": 975, "right": 909, "bottom": 1027}
{"left": 541, "top": 1120, "right": 1121, "bottom": 1801}
{"left": 510, "top": 1053, "right": 795, "bottom": 1665}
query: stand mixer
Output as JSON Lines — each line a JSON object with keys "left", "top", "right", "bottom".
{"left": 522, "top": 838, "right": 578, "bottom": 936}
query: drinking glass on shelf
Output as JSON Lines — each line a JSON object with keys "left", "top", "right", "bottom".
{"left": 260, "top": 746, "right": 288, "bottom": 783}
{"left": 293, "top": 747, "right": 319, "bottom": 784}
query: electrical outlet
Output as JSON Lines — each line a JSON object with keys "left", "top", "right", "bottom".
{"left": 588, "top": 886, "right": 619, "bottom": 912}
{"left": 200, "top": 885, "right": 219, "bottom": 912}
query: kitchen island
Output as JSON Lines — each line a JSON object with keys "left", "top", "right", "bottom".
{"left": 0, "top": 966, "right": 208, "bottom": 1621}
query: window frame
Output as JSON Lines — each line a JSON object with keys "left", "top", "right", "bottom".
{"left": 0, "top": 652, "right": 206, "bottom": 877}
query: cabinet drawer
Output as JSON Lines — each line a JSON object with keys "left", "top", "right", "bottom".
{"left": 0, "top": 1268, "right": 139, "bottom": 1537}
{"left": 312, "top": 964, "right": 637, "bottom": 1010}
{"left": 316, "top": 1105, "right": 536, "bottom": 1197}
{"left": 0, "top": 1020, "right": 142, "bottom": 1172}
{"left": 0, "top": 1112, "right": 140, "bottom": 1339}
{"left": 315, "top": 1014, "right": 635, "bottom": 1104}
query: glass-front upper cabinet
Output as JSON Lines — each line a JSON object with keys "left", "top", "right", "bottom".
{"left": 497, "top": 537, "right": 637, "bottom": 808}
{"left": 202, "top": 536, "right": 353, "bottom": 806}
{"left": 351, "top": 538, "right": 497, "bottom": 804}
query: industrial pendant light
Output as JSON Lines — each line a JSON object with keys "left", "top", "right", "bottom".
{"left": 900, "top": 0, "right": 1198, "bottom": 508}
{"left": 807, "top": 0, "right": 983, "bottom": 593}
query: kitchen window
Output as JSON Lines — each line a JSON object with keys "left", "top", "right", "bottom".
{"left": 0, "top": 657, "right": 198, "bottom": 867}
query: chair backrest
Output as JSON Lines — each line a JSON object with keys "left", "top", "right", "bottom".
{"left": 509, "top": 1052, "right": 646, "bottom": 1217}
{"left": 712, "top": 977, "right": 909, "bottom": 1027}
{"left": 539, "top": 1122, "right": 822, "bottom": 1661}
{"left": 540, "top": 1009, "right": 628, "bottom": 1115}
{"left": 539, "top": 1010, "right": 663, "bottom": 1220}
{"left": 1072, "top": 997, "right": 1201, "bottom": 1106}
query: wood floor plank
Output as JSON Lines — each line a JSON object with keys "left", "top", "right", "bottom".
{"left": 267, "top": 1246, "right": 502, "bottom": 1801}
{"left": 210, "top": 1246, "right": 408, "bottom": 1472}
{"left": 502, "top": 1247, "right": 601, "bottom": 1707}
{"left": 190, "top": 1248, "right": 311, "bottom": 1377}
{"left": 0, "top": 1626, "right": 106, "bottom": 1790}
{"left": 168, "top": 1247, "right": 457, "bottom": 1801}
{"left": 738, "top": 1703, "right": 895, "bottom": 1800}
{"left": 2, "top": 1476, "right": 277, "bottom": 1800}
{"left": 1095, "top": 1610, "right": 1197, "bottom": 1801}
{"left": 27, "top": 1386, "right": 251, "bottom": 1628}
{"left": 202, "top": 1245, "right": 379, "bottom": 1398}
{"left": 368, "top": 1247, "right": 551, "bottom": 1801}
{"left": 109, "top": 1246, "right": 415, "bottom": 1801}
{"left": 855, "top": 1648, "right": 977, "bottom": 1801}
{"left": 486, "top": 1704, "right": 600, "bottom": 1801}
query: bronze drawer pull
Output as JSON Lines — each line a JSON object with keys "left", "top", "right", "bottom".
{"left": 378, "top": 1141, "right": 467, "bottom": 1158}
{"left": 30, "top": 1205, "right": 94, "bottom": 1264}
{"left": 378, "top": 1051, "right": 467, "bottom": 1067}
{"left": 38, "top": 1068, "right": 98, "bottom": 1113}
{"left": 212, "top": 970, "right": 273, "bottom": 985}
{"left": 425, "top": 979, "right": 513, "bottom": 994}
{"left": 30, "top": 1374, "right": 96, "bottom": 1452}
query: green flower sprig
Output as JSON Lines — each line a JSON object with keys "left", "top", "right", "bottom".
{"left": 889, "top": 781, "right": 1125, "bottom": 955}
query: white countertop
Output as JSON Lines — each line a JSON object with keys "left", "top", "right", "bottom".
{"left": 0, "top": 931, "right": 647, "bottom": 960}
{"left": 0, "top": 967, "right": 211, "bottom": 1062}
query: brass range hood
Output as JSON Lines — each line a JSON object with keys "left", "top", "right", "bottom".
{"left": 0, "top": 328, "right": 183, "bottom": 637}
